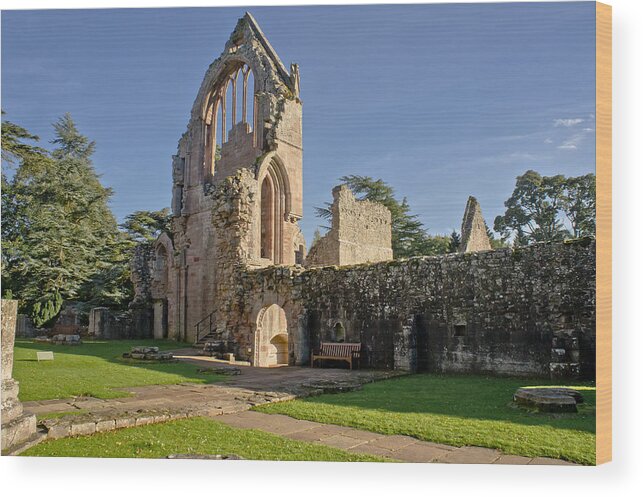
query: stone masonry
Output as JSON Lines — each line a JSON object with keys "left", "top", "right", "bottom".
{"left": 459, "top": 196, "right": 492, "bottom": 253}
{"left": 305, "top": 184, "right": 393, "bottom": 267}
{"left": 130, "top": 13, "right": 596, "bottom": 379}
{"left": 1, "top": 299, "right": 40, "bottom": 454}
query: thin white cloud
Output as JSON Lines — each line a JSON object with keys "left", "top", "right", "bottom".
{"left": 544, "top": 138, "right": 553, "bottom": 144}
{"left": 554, "top": 118, "right": 584, "bottom": 127}
{"left": 558, "top": 133, "right": 585, "bottom": 150}
{"left": 558, "top": 142, "right": 577, "bottom": 150}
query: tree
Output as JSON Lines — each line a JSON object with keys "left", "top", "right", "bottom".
{"left": 314, "top": 175, "right": 450, "bottom": 258}
{"left": 121, "top": 208, "right": 172, "bottom": 244}
{"left": 1, "top": 110, "right": 46, "bottom": 165}
{"left": 561, "top": 174, "right": 596, "bottom": 238}
{"left": 2, "top": 115, "right": 131, "bottom": 325}
{"left": 449, "top": 230, "right": 461, "bottom": 253}
{"left": 310, "top": 228, "right": 322, "bottom": 249}
{"left": 494, "top": 170, "right": 595, "bottom": 246}
{"left": 485, "top": 221, "right": 507, "bottom": 249}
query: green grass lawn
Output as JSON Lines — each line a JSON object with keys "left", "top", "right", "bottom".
{"left": 13, "top": 339, "right": 222, "bottom": 402}
{"left": 255, "top": 374, "right": 596, "bottom": 465}
{"left": 21, "top": 417, "right": 387, "bottom": 462}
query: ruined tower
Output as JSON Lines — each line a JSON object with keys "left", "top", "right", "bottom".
{"left": 459, "top": 196, "right": 492, "bottom": 253}
{"left": 305, "top": 185, "right": 393, "bottom": 267}
{"left": 149, "top": 13, "right": 304, "bottom": 342}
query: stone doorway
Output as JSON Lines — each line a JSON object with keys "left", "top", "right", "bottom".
{"left": 153, "top": 299, "right": 168, "bottom": 339}
{"left": 255, "top": 304, "right": 289, "bottom": 367}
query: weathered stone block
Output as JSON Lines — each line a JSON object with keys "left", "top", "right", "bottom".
{"left": 71, "top": 421, "right": 96, "bottom": 436}
{"left": 95, "top": 419, "right": 116, "bottom": 432}
{"left": 46, "top": 422, "right": 71, "bottom": 440}
{"left": 513, "top": 387, "right": 582, "bottom": 413}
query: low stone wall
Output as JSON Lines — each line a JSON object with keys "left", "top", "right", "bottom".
{"left": 88, "top": 307, "right": 152, "bottom": 340}
{"left": 234, "top": 238, "right": 596, "bottom": 379}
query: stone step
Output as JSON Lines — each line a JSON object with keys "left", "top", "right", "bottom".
{"left": 1, "top": 427, "right": 47, "bottom": 456}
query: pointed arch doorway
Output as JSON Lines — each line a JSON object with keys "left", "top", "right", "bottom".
{"left": 255, "top": 304, "right": 289, "bottom": 367}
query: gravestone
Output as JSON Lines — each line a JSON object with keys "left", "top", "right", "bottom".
{"left": 1, "top": 299, "right": 40, "bottom": 454}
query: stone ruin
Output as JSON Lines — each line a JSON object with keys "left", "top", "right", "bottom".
{"left": 127, "top": 13, "right": 596, "bottom": 380}
{"left": 305, "top": 184, "right": 393, "bottom": 267}
{"left": 34, "top": 334, "right": 82, "bottom": 345}
{"left": 459, "top": 196, "right": 492, "bottom": 253}
{"left": 514, "top": 387, "right": 584, "bottom": 413}
{"left": 1, "top": 300, "right": 42, "bottom": 454}
{"left": 122, "top": 346, "right": 174, "bottom": 361}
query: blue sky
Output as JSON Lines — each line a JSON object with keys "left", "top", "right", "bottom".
{"left": 1, "top": 2, "right": 596, "bottom": 243}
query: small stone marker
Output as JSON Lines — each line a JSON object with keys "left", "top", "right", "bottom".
{"left": 37, "top": 351, "right": 54, "bottom": 362}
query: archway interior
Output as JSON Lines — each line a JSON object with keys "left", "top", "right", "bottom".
{"left": 257, "top": 304, "right": 288, "bottom": 367}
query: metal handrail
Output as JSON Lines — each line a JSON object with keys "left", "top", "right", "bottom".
{"left": 194, "top": 311, "right": 216, "bottom": 344}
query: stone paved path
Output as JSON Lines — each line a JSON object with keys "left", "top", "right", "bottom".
{"left": 23, "top": 359, "right": 401, "bottom": 440}
{"left": 21, "top": 352, "right": 579, "bottom": 465}
{"left": 215, "top": 410, "right": 579, "bottom": 465}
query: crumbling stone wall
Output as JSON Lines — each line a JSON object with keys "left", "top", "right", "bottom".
{"left": 147, "top": 13, "right": 306, "bottom": 341}
{"left": 459, "top": 196, "right": 492, "bottom": 253}
{"left": 306, "top": 185, "right": 393, "bottom": 267}
{"left": 228, "top": 238, "right": 595, "bottom": 379}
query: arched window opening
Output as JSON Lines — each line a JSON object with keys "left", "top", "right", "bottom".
{"left": 333, "top": 322, "right": 346, "bottom": 343}
{"left": 261, "top": 175, "right": 274, "bottom": 260}
{"left": 236, "top": 68, "right": 244, "bottom": 126}
{"left": 204, "top": 64, "right": 256, "bottom": 178}
{"left": 204, "top": 101, "right": 215, "bottom": 176}
{"left": 216, "top": 95, "right": 224, "bottom": 153}
{"left": 154, "top": 245, "right": 169, "bottom": 292}
{"left": 259, "top": 159, "right": 290, "bottom": 264}
{"left": 246, "top": 69, "right": 255, "bottom": 131}
{"left": 225, "top": 77, "right": 235, "bottom": 138}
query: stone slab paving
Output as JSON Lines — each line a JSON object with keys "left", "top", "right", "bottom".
{"left": 215, "top": 410, "right": 580, "bottom": 465}
{"left": 22, "top": 359, "right": 401, "bottom": 442}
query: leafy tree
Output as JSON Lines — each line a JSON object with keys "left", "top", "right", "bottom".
{"left": 314, "top": 175, "right": 450, "bottom": 258}
{"left": 494, "top": 170, "right": 595, "bottom": 246}
{"left": 561, "top": 174, "right": 596, "bottom": 238}
{"left": 2, "top": 115, "right": 131, "bottom": 325}
{"left": 484, "top": 221, "right": 507, "bottom": 249}
{"left": 121, "top": 208, "right": 172, "bottom": 244}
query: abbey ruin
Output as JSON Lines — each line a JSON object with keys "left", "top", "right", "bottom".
{"left": 130, "top": 13, "right": 596, "bottom": 379}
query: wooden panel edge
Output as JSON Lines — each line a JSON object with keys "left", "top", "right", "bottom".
{"left": 595, "top": 1, "right": 612, "bottom": 466}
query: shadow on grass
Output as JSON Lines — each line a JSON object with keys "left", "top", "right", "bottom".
{"left": 274, "top": 373, "right": 596, "bottom": 434}
{"left": 13, "top": 339, "right": 226, "bottom": 401}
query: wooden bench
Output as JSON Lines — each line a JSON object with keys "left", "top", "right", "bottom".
{"left": 311, "top": 342, "right": 361, "bottom": 370}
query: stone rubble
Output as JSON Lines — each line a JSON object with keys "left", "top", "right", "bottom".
{"left": 122, "top": 346, "right": 174, "bottom": 361}
{"left": 513, "top": 387, "right": 584, "bottom": 413}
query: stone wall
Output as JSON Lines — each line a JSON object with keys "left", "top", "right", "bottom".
{"left": 306, "top": 185, "right": 393, "bottom": 267}
{"left": 15, "top": 314, "right": 39, "bottom": 338}
{"left": 229, "top": 238, "right": 595, "bottom": 379}
{"left": 459, "top": 196, "right": 492, "bottom": 253}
